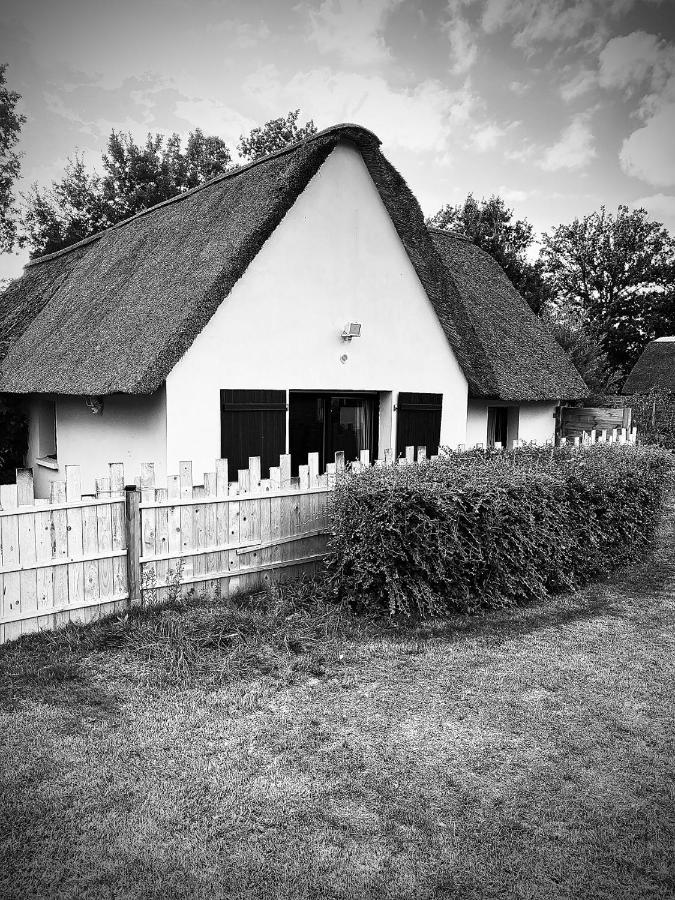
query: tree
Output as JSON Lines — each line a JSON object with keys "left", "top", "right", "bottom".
{"left": 541, "top": 310, "right": 617, "bottom": 394}
{"left": 238, "top": 110, "right": 317, "bottom": 162}
{"left": 21, "top": 129, "right": 232, "bottom": 257}
{"left": 427, "top": 194, "right": 552, "bottom": 313}
{"left": 541, "top": 205, "right": 675, "bottom": 385}
{"left": 0, "top": 63, "right": 26, "bottom": 252}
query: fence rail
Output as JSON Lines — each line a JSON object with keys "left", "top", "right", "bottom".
{"left": 0, "top": 429, "right": 637, "bottom": 643}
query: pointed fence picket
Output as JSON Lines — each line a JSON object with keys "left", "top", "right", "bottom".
{"left": 0, "top": 430, "right": 638, "bottom": 643}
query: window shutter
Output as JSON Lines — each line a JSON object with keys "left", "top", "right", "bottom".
{"left": 395, "top": 393, "right": 442, "bottom": 459}
{"left": 220, "top": 390, "right": 286, "bottom": 477}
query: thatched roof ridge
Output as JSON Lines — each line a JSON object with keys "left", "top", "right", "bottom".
{"left": 623, "top": 337, "right": 675, "bottom": 394}
{"left": 429, "top": 228, "right": 588, "bottom": 401}
{"left": 0, "top": 123, "right": 487, "bottom": 395}
{"left": 24, "top": 123, "right": 382, "bottom": 269}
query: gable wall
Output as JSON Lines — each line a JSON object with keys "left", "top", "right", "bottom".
{"left": 165, "top": 144, "right": 468, "bottom": 476}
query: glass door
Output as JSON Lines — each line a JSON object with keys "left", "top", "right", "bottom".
{"left": 289, "top": 392, "right": 379, "bottom": 472}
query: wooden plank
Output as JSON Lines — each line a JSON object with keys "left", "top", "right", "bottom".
{"left": 335, "top": 451, "right": 345, "bottom": 475}
{"left": 96, "top": 477, "right": 114, "bottom": 609}
{"left": 384, "top": 448, "right": 393, "bottom": 466}
{"left": 166, "top": 475, "right": 182, "bottom": 598}
{"left": 192, "top": 485, "right": 207, "bottom": 595}
{"left": 151, "top": 488, "right": 169, "bottom": 604}
{"left": 238, "top": 468, "right": 251, "bottom": 495}
{"left": 279, "top": 454, "right": 291, "bottom": 489}
{"left": 139, "top": 463, "right": 157, "bottom": 604}
{"left": 406, "top": 445, "right": 415, "bottom": 465}
{"left": 109, "top": 465, "right": 127, "bottom": 613}
{"left": 0, "top": 484, "right": 20, "bottom": 642}
{"left": 16, "top": 471, "right": 38, "bottom": 635}
{"left": 227, "top": 495, "right": 241, "bottom": 597}
{"left": 179, "top": 461, "right": 194, "bottom": 586}
{"left": 248, "top": 457, "right": 261, "bottom": 494}
{"left": 138, "top": 485, "right": 331, "bottom": 509}
{"left": 65, "top": 466, "right": 85, "bottom": 625}
{"left": 216, "top": 459, "right": 229, "bottom": 498}
{"left": 417, "top": 446, "right": 427, "bottom": 463}
{"left": 35, "top": 501, "right": 55, "bottom": 633}
{"left": 125, "top": 487, "right": 141, "bottom": 606}
{"left": 0, "top": 496, "right": 125, "bottom": 518}
{"left": 203, "top": 472, "right": 218, "bottom": 596}
{"left": 81, "top": 498, "right": 100, "bottom": 624}
{"left": 2, "top": 592, "right": 129, "bottom": 626}
{"left": 50, "top": 481, "right": 70, "bottom": 629}
{"left": 308, "top": 452, "right": 320, "bottom": 488}
{"left": 359, "top": 449, "right": 370, "bottom": 467}
{"left": 298, "top": 465, "right": 309, "bottom": 491}
{"left": 148, "top": 555, "right": 327, "bottom": 590}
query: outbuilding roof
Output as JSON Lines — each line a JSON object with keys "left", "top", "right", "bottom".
{"left": 429, "top": 228, "right": 588, "bottom": 401}
{"left": 622, "top": 337, "right": 675, "bottom": 394}
{"left": 0, "top": 123, "right": 585, "bottom": 401}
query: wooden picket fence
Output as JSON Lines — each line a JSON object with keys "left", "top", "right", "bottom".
{"left": 0, "top": 432, "right": 638, "bottom": 644}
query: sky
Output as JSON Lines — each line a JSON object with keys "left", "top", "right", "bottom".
{"left": 1, "top": 0, "right": 674, "bottom": 281}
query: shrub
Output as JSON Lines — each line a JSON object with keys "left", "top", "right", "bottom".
{"left": 325, "top": 444, "right": 674, "bottom": 617}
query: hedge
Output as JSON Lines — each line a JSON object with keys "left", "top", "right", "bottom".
{"left": 325, "top": 444, "right": 674, "bottom": 616}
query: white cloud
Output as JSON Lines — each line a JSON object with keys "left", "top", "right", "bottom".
{"left": 599, "top": 30, "right": 675, "bottom": 186}
{"left": 620, "top": 104, "right": 675, "bottom": 186}
{"left": 560, "top": 68, "right": 597, "bottom": 102}
{"left": 303, "top": 0, "right": 400, "bottom": 66}
{"left": 481, "top": 0, "right": 639, "bottom": 52}
{"left": 210, "top": 19, "right": 271, "bottom": 49}
{"left": 598, "top": 30, "right": 668, "bottom": 92}
{"left": 632, "top": 192, "right": 675, "bottom": 230}
{"left": 173, "top": 98, "right": 256, "bottom": 147}
{"left": 444, "top": 2, "right": 478, "bottom": 74}
{"left": 243, "top": 64, "right": 478, "bottom": 154}
{"left": 472, "top": 122, "right": 506, "bottom": 151}
{"left": 539, "top": 113, "right": 597, "bottom": 171}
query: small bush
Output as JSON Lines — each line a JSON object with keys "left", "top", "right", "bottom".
{"left": 325, "top": 444, "right": 674, "bottom": 617}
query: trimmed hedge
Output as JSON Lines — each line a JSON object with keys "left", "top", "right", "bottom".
{"left": 325, "top": 444, "right": 674, "bottom": 616}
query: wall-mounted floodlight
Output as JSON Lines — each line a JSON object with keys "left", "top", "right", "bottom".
{"left": 341, "top": 322, "right": 362, "bottom": 341}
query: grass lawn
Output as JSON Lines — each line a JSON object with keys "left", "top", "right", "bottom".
{"left": 1, "top": 501, "right": 674, "bottom": 900}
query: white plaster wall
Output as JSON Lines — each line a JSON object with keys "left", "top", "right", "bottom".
{"left": 466, "top": 400, "right": 557, "bottom": 447}
{"left": 518, "top": 402, "right": 557, "bottom": 444}
{"left": 27, "top": 390, "right": 167, "bottom": 498}
{"left": 165, "top": 143, "right": 468, "bottom": 478}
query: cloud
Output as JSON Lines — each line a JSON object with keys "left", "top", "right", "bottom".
{"left": 598, "top": 30, "right": 668, "bottom": 92}
{"left": 560, "top": 69, "right": 597, "bottom": 102}
{"left": 243, "top": 64, "right": 478, "bottom": 154}
{"left": 303, "top": 0, "right": 401, "bottom": 66}
{"left": 599, "top": 30, "right": 675, "bottom": 186}
{"left": 539, "top": 113, "right": 597, "bottom": 171}
{"left": 210, "top": 19, "right": 271, "bottom": 49}
{"left": 632, "top": 192, "right": 675, "bottom": 230}
{"left": 620, "top": 105, "right": 675, "bottom": 186}
{"left": 444, "top": 2, "right": 478, "bottom": 74}
{"left": 480, "top": 0, "right": 640, "bottom": 53}
{"left": 471, "top": 122, "right": 506, "bottom": 151}
{"left": 173, "top": 98, "right": 256, "bottom": 147}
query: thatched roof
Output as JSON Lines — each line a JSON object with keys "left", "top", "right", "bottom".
{"left": 429, "top": 228, "right": 588, "bottom": 401}
{"left": 623, "top": 337, "right": 675, "bottom": 394}
{"left": 0, "top": 123, "right": 585, "bottom": 401}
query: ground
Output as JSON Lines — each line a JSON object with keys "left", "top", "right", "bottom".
{"left": 0, "top": 501, "right": 673, "bottom": 900}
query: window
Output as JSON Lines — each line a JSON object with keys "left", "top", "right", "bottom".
{"left": 289, "top": 392, "right": 378, "bottom": 473}
{"left": 395, "top": 393, "right": 442, "bottom": 459}
{"left": 487, "top": 406, "right": 519, "bottom": 448}
{"left": 220, "top": 390, "right": 286, "bottom": 478}
{"left": 36, "top": 398, "right": 57, "bottom": 466}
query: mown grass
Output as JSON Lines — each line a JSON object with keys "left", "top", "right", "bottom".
{"left": 0, "top": 502, "right": 674, "bottom": 900}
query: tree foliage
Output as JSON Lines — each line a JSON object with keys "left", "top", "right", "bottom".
{"left": 237, "top": 110, "right": 317, "bottom": 162}
{"left": 541, "top": 206, "right": 675, "bottom": 385}
{"left": 0, "top": 63, "right": 26, "bottom": 253}
{"left": 22, "top": 129, "right": 232, "bottom": 257}
{"left": 427, "top": 194, "right": 552, "bottom": 314}
{"left": 21, "top": 111, "right": 317, "bottom": 258}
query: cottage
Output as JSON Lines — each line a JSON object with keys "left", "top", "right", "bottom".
{"left": 0, "top": 124, "right": 586, "bottom": 497}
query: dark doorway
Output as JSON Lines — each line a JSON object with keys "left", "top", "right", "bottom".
{"left": 289, "top": 392, "right": 379, "bottom": 473}
{"left": 395, "top": 393, "right": 442, "bottom": 459}
{"left": 487, "top": 406, "right": 508, "bottom": 448}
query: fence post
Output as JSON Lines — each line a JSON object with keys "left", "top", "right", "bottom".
{"left": 125, "top": 485, "right": 141, "bottom": 607}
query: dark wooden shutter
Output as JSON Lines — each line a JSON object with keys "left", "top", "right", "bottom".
{"left": 396, "top": 393, "right": 442, "bottom": 459}
{"left": 220, "top": 390, "right": 286, "bottom": 477}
